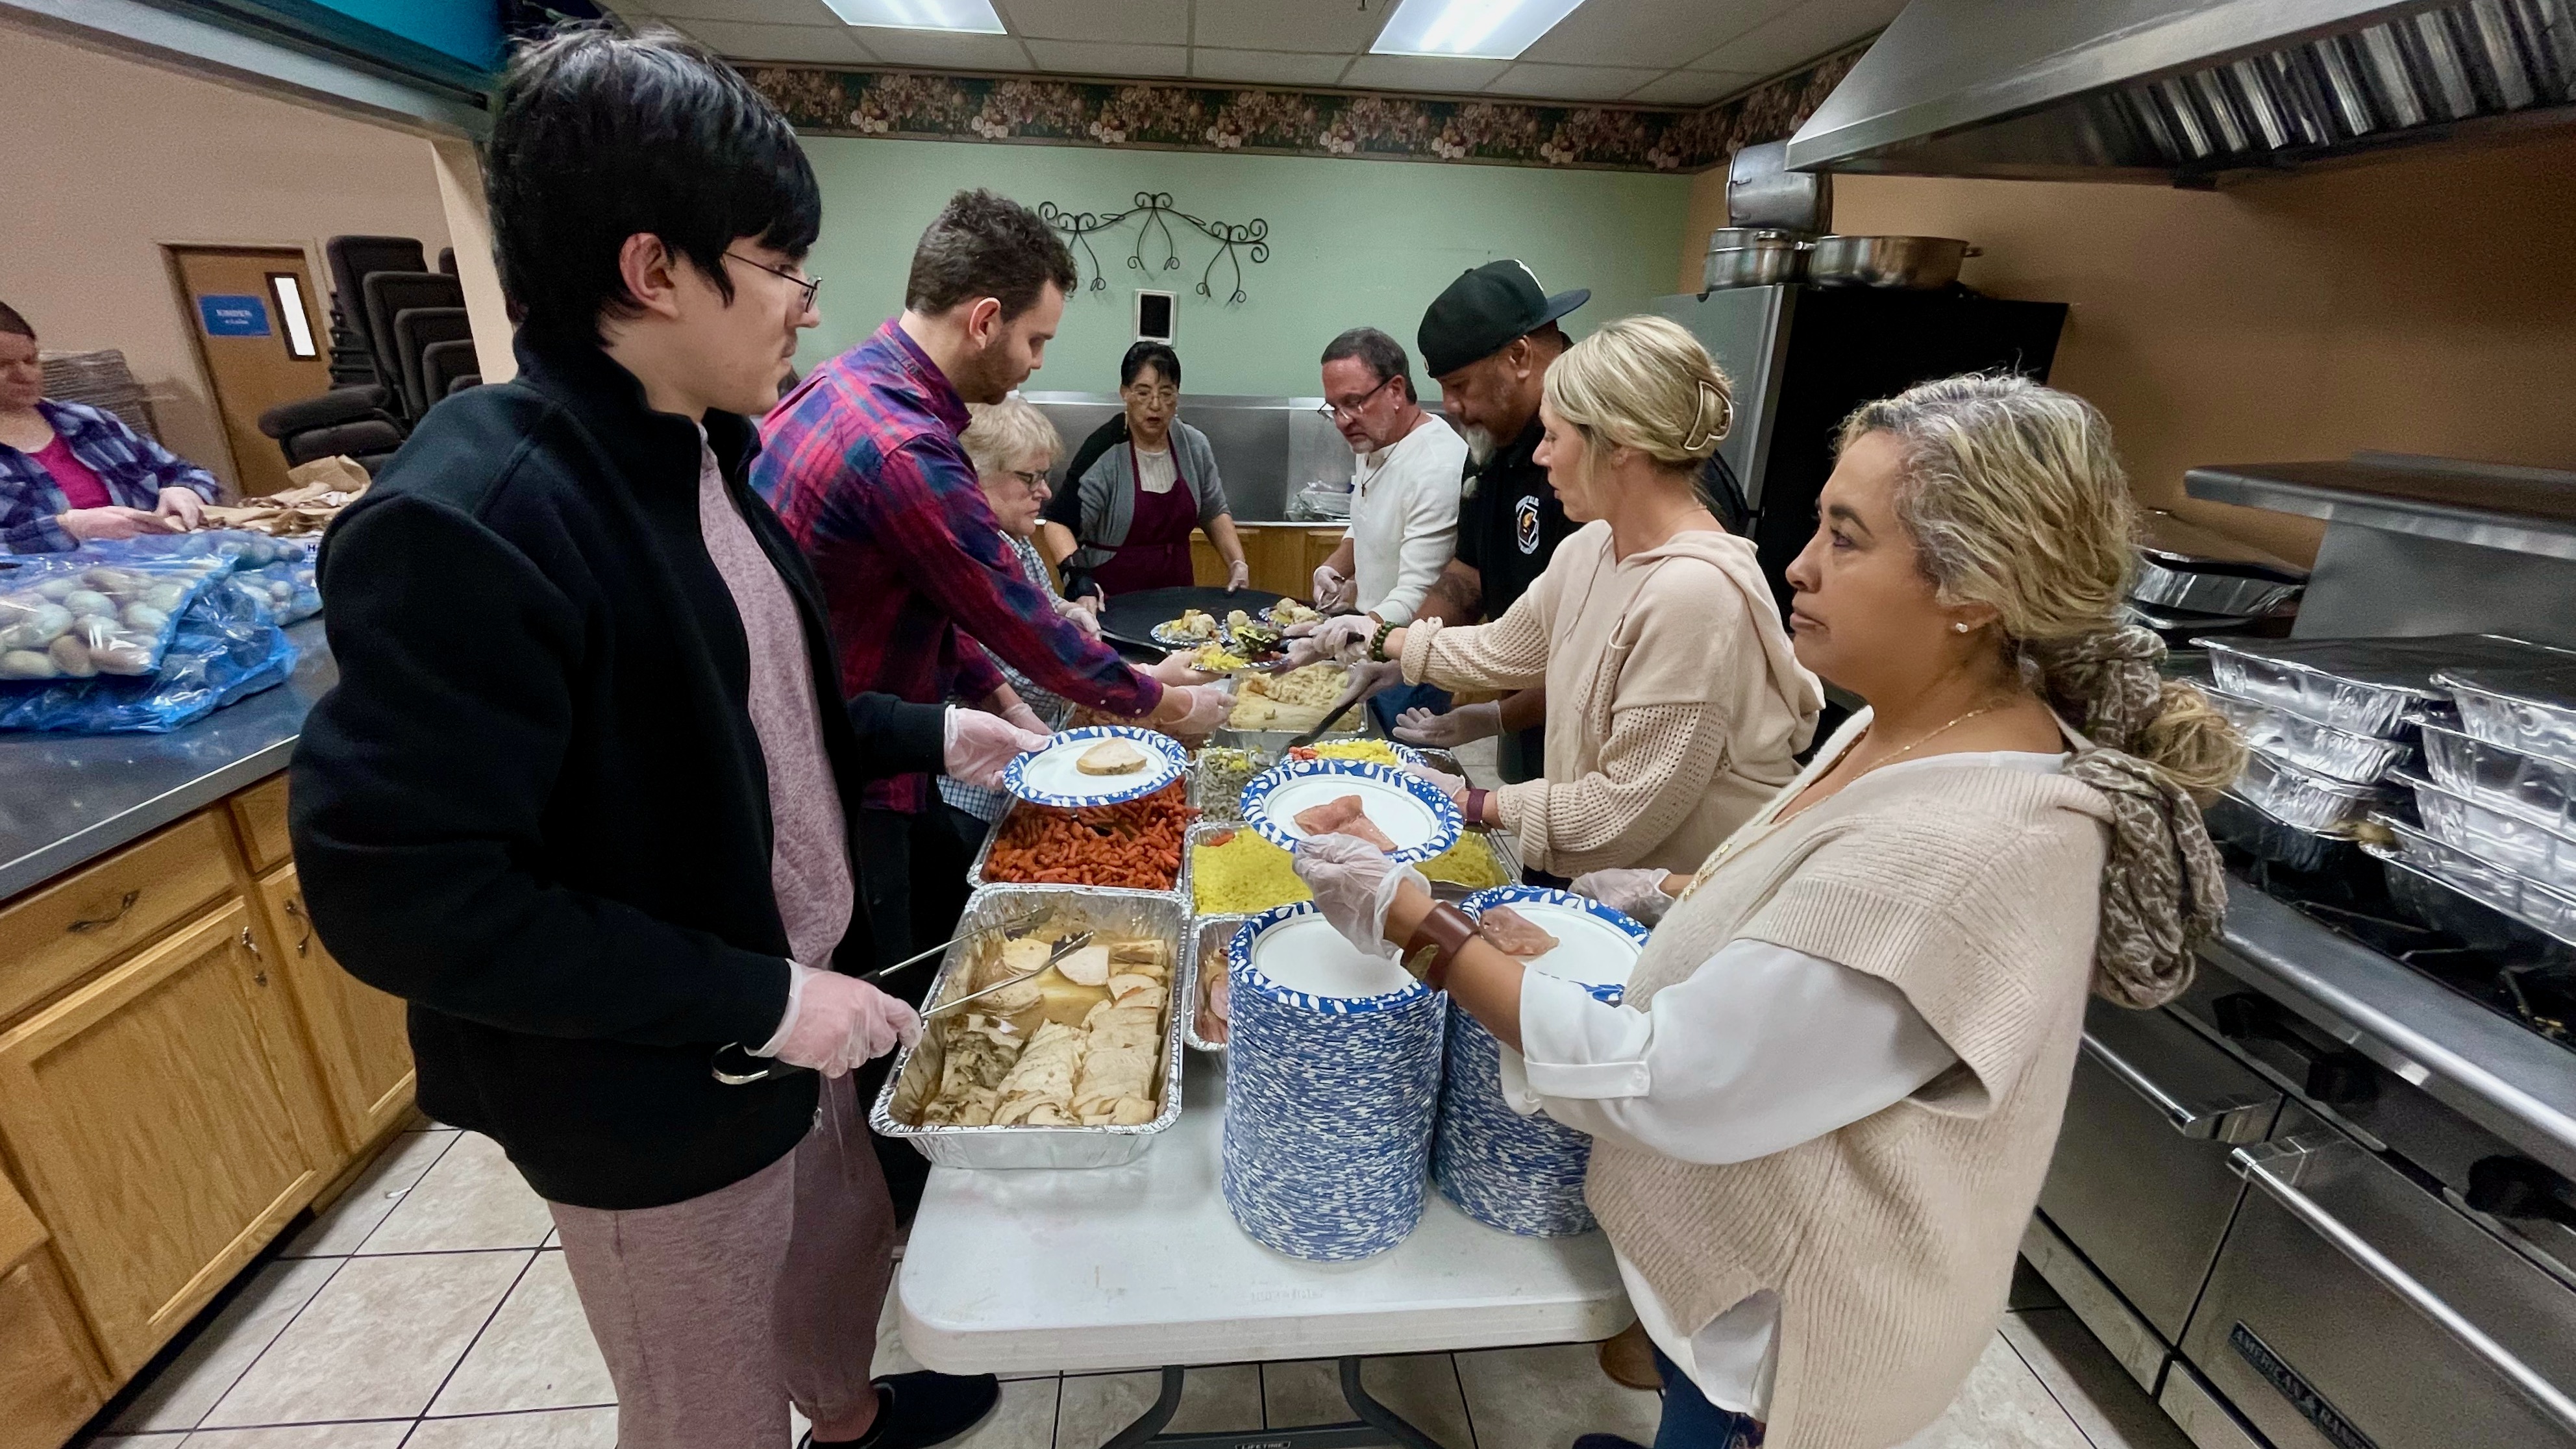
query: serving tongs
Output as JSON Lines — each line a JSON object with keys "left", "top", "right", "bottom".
{"left": 920, "top": 930, "right": 1095, "bottom": 1021}
{"left": 1283, "top": 690, "right": 1368, "bottom": 750}
{"left": 710, "top": 907, "right": 1053, "bottom": 1085}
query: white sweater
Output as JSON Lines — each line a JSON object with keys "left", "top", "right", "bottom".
{"left": 1348, "top": 414, "right": 1465, "bottom": 626}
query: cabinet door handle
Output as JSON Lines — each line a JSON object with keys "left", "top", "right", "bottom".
{"left": 2079, "top": 1029, "right": 2272, "bottom": 1143}
{"left": 284, "top": 897, "right": 312, "bottom": 956}
{"left": 240, "top": 926, "right": 269, "bottom": 985}
{"left": 68, "top": 889, "right": 141, "bottom": 933}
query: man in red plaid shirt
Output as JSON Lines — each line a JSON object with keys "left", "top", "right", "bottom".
{"left": 758, "top": 190, "right": 1228, "bottom": 970}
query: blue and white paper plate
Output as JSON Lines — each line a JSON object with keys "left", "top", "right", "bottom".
{"left": 1457, "top": 887, "right": 1651, "bottom": 988}
{"left": 1221, "top": 902, "right": 1444, "bottom": 1261}
{"left": 1239, "top": 760, "right": 1461, "bottom": 865}
{"left": 1002, "top": 726, "right": 1187, "bottom": 807}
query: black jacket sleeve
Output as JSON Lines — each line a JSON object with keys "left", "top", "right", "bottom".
{"left": 290, "top": 494, "right": 791, "bottom": 1050}
{"left": 848, "top": 691, "right": 947, "bottom": 779}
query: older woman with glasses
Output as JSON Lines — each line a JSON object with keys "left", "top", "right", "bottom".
{"left": 1039, "top": 341, "right": 1248, "bottom": 599}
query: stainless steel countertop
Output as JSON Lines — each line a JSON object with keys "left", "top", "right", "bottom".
{"left": 0, "top": 619, "right": 334, "bottom": 902}
{"left": 2208, "top": 886, "right": 2576, "bottom": 1180}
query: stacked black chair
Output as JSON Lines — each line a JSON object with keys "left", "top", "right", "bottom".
{"left": 421, "top": 340, "right": 481, "bottom": 405}
{"left": 325, "top": 236, "right": 426, "bottom": 391}
{"left": 391, "top": 307, "right": 473, "bottom": 420}
{"left": 361, "top": 272, "right": 466, "bottom": 421}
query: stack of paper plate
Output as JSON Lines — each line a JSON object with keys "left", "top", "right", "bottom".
{"left": 1219, "top": 903, "right": 1443, "bottom": 1261}
{"left": 1433, "top": 887, "right": 1651, "bottom": 1238}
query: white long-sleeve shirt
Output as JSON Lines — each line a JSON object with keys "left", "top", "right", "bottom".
{"left": 1502, "top": 748, "right": 2068, "bottom": 1430}
{"left": 1348, "top": 413, "right": 1465, "bottom": 626}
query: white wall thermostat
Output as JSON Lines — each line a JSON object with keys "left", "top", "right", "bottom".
{"left": 1134, "top": 290, "right": 1176, "bottom": 343}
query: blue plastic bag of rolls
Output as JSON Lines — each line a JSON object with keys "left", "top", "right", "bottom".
{"left": 84, "top": 531, "right": 322, "bottom": 626}
{"left": 0, "top": 547, "right": 299, "bottom": 734}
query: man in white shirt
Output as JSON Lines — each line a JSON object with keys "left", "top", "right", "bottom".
{"left": 1309, "top": 327, "right": 1467, "bottom": 732}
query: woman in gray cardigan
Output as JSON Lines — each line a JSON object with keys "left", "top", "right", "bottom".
{"left": 1039, "top": 341, "right": 1249, "bottom": 600}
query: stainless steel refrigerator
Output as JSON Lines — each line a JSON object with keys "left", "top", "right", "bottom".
{"left": 1654, "top": 284, "right": 2070, "bottom": 619}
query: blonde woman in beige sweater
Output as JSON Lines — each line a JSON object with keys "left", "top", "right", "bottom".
{"left": 1285, "top": 316, "right": 1821, "bottom": 877}
{"left": 1296, "top": 373, "right": 2242, "bottom": 1449}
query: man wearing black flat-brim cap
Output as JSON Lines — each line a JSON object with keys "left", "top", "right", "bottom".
{"left": 1387, "top": 260, "right": 1589, "bottom": 784}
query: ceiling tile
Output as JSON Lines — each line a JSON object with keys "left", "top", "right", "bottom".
{"left": 654, "top": 0, "right": 838, "bottom": 23}
{"left": 1187, "top": 49, "right": 1352, "bottom": 86}
{"left": 1483, "top": 62, "right": 1666, "bottom": 102}
{"left": 1339, "top": 53, "right": 1507, "bottom": 93}
{"left": 1518, "top": 0, "right": 1795, "bottom": 68}
{"left": 1690, "top": 0, "right": 1900, "bottom": 78}
{"left": 1622, "top": 69, "right": 1763, "bottom": 105}
{"left": 662, "top": 18, "right": 875, "bottom": 61}
{"left": 996, "top": 0, "right": 1187, "bottom": 43}
{"left": 852, "top": 27, "right": 1035, "bottom": 68}
{"left": 1191, "top": 0, "right": 1386, "bottom": 53}
{"left": 1023, "top": 39, "right": 1189, "bottom": 76}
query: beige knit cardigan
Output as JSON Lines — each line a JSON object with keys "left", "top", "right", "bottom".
{"left": 1397, "top": 523, "right": 1820, "bottom": 875}
{"left": 1588, "top": 755, "right": 2112, "bottom": 1449}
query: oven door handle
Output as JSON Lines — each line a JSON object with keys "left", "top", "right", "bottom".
{"left": 2234, "top": 1140, "right": 2576, "bottom": 1436}
{"left": 2079, "top": 1029, "right": 2272, "bottom": 1143}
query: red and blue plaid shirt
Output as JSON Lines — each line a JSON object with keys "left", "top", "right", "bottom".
{"left": 2, "top": 400, "right": 220, "bottom": 553}
{"left": 756, "top": 320, "right": 1161, "bottom": 812}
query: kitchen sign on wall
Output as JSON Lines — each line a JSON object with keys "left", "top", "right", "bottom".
{"left": 196, "top": 295, "right": 272, "bottom": 338}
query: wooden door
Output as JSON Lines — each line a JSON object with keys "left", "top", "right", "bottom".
{"left": 0, "top": 902, "right": 331, "bottom": 1376}
{"left": 256, "top": 863, "right": 414, "bottom": 1150}
{"left": 0, "top": 1250, "right": 107, "bottom": 1449}
{"left": 165, "top": 245, "right": 332, "bottom": 498}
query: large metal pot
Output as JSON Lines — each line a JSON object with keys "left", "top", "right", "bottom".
{"left": 1702, "top": 229, "right": 1807, "bottom": 291}
{"left": 1805, "top": 235, "right": 1979, "bottom": 289}
{"left": 1725, "top": 140, "right": 1831, "bottom": 234}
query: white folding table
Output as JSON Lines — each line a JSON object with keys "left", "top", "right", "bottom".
{"left": 898, "top": 1054, "right": 1632, "bottom": 1449}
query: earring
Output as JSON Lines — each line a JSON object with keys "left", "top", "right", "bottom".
{"left": 1951, "top": 622, "right": 1973, "bottom": 634}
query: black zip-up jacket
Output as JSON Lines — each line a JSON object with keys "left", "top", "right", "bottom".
{"left": 290, "top": 339, "right": 945, "bottom": 1210}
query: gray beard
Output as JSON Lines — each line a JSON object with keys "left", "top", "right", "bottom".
{"left": 1460, "top": 425, "right": 1497, "bottom": 466}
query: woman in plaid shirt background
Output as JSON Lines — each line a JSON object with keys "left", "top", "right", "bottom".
{"left": 1, "top": 301, "right": 219, "bottom": 552}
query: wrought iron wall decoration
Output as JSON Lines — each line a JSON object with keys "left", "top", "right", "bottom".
{"left": 1039, "top": 192, "right": 1270, "bottom": 306}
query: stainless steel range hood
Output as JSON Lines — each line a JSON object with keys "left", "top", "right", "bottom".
{"left": 1785, "top": 0, "right": 2576, "bottom": 184}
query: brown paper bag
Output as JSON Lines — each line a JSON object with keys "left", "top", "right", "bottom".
{"left": 284, "top": 455, "right": 372, "bottom": 493}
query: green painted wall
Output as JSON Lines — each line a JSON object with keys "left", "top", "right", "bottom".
{"left": 796, "top": 136, "right": 1692, "bottom": 399}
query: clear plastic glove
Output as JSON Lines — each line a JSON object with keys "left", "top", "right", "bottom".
{"left": 944, "top": 706, "right": 1049, "bottom": 789}
{"left": 1328, "top": 659, "right": 1404, "bottom": 717}
{"left": 1163, "top": 683, "right": 1233, "bottom": 737}
{"left": 1311, "top": 564, "right": 1355, "bottom": 613}
{"left": 1401, "top": 759, "right": 1468, "bottom": 800}
{"left": 1393, "top": 700, "right": 1502, "bottom": 748}
{"left": 760, "top": 965, "right": 922, "bottom": 1077}
{"left": 1000, "top": 701, "right": 1050, "bottom": 737}
{"left": 1294, "top": 834, "right": 1429, "bottom": 960}
{"left": 155, "top": 488, "right": 206, "bottom": 530}
{"left": 1225, "top": 559, "right": 1251, "bottom": 591}
{"left": 1053, "top": 595, "right": 1102, "bottom": 638}
{"left": 1276, "top": 614, "right": 1375, "bottom": 672}
{"left": 55, "top": 506, "right": 177, "bottom": 542}
{"left": 1570, "top": 867, "right": 1684, "bottom": 927}
{"left": 1143, "top": 652, "right": 1218, "bottom": 686}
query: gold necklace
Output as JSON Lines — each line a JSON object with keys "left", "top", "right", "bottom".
{"left": 1675, "top": 697, "right": 2016, "bottom": 904}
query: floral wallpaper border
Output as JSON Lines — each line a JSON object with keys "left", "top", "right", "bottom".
{"left": 747, "top": 41, "right": 1864, "bottom": 175}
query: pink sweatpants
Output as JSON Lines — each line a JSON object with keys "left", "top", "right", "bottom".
{"left": 546, "top": 1073, "right": 894, "bottom": 1449}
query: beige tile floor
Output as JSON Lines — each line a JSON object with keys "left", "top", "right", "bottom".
{"left": 77, "top": 1111, "right": 2188, "bottom": 1449}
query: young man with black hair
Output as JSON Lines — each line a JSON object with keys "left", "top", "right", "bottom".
{"left": 290, "top": 27, "right": 1012, "bottom": 1449}
{"left": 760, "top": 188, "right": 1230, "bottom": 970}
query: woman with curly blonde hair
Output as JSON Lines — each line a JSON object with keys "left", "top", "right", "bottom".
{"left": 1295, "top": 372, "right": 2240, "bottom": 1449}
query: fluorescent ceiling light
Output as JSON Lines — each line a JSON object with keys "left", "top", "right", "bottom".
{"left": 818, "top": 0, "right": 1007, "bottom": 34}
{"left": 1370, "top": 0, "right": 1591, "bottom": 60}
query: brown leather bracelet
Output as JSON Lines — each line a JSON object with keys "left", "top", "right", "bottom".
{"left": 1400, "top": 902, "right": 1480, "bottom": 992}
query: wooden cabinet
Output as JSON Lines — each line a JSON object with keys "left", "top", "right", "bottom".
{"left": 228, "top": 775, "right": 291, "bottom": 873}
{"left": 255, "top": 863, "right": 414, "bottom": 1150}
{"left": 0, "top": 902, "right": 332, "bottom": 1376}
{"left": 0, "top": 813, "right": 234, "bottom": 1025}
{"left": 0, "top": 1250, "right": 106, "bottom": 1449}
{"left": 1193, "top": 525, "right": 1348, "bottom": 597}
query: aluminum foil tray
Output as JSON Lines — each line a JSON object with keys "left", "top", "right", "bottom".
{"left": 2393, "top": 769, "right": 2576, "bottom": 892}
{"left": 2129, "top": 554, "right": 2301, "bottom": 619}
{"left": 2205, "top": 686, "right": 2409, "bottom": 784}
{"left": 871, "top": 885, "right": 1192, "bottom": 1170}
{"left": 2205, "top": 793, "right": 2364, "bottom": 875}
{"left": 2198, "top": 634, "right": 2570, "bottom": 738}
{"left": 966, "top": 796, "right": 1194, "bottom": 898}
{"left": 2367, "top": 818, "right": 2576, "bottom": 950}
{"left": 2438, "top": 663, "right": 2576, "bottom": 769}
{"left": 2232, "top": 745, "right": 2391, "bottom": 833}
{"left": 1184, "top": 914, "right": 1244, "bottom": 1054}
{"left": 2419, "top": 722, "right": 2576, "bottom": 837}
{"left": 1188, "top": 745, "right": 1267, "bottom": 822}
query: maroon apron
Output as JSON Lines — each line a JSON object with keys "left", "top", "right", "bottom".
{"left": 1088, "top": 444, "right": 1199, "bottom": 595}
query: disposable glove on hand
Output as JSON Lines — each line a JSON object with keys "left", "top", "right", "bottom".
{"left": 1570, "top": 867, "right": 1683, "bottom": 927}
{"left": 1143, "top": 652, "right": 1219, "bottom": 686}
{"left": 1327, "top": 660, "right": 1404, "bottom": 717}
{"left": 1166, "top": 683, "right": 1233, "bottom": 737}
{"left": 944, "top": 706, "right": 1049, "bottom": 789}
{"left": 1400, "top": 759, "right": 1468, "bottom": 800}
{"left": 1311, "top": 565, "right": 1355, "bottom": 613}
{"left": 762, "top": 966, "right": 923, "bottom": 1077}
{"left": 1225, "top": 559, "right": 1251, "bottom": 591}
{"left": 1000, "top": 702, "right": 1051, "bottom": 737}
{"left": 1277, "top": 614, "right": 1376, "bottom": 671}
{"left": 1053, "top": 596, "right": 1102, "bottom": 637}
{"left": 1293, "top": 833, "right": 1428, "bottom": 960}
{"left": 1393, "top": 700, "right": 1502, "bottom": 747}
